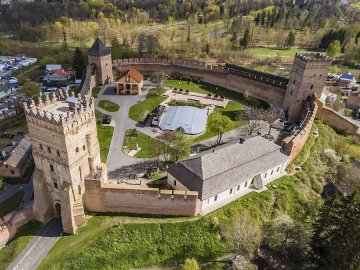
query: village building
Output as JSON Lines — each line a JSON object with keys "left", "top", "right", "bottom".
{"left": 339, "top": 72, "right": 357, "bottom": 88}
{"left": 320, "top": 87, "right": 337, "bottom": 104}
{"left": 346, "top": 94, "right": 360, "bottom": 112}
{"left": 46, "top": 64, "right": 62, "bottom": 73}
{"left": 116, "top": 68, "right": 143, "bottom": 95}
{"left": 167, "top": 136, "right": 289, "bottom": 214}
{"left": 0, "top": 136, "right": 32, "bottom": 178}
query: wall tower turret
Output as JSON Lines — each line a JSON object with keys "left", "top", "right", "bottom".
{"left": 88, "top": 38, "right": 113, "bottom": 85}
{"left": 23, "top": 90, "right": 102, "bottom": 234}
{"left": 284, "top": 53, "right": 332, "bottom": 123}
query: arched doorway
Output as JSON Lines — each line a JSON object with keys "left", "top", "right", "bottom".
{"left": 55, "top": 202, "right": 61, "bottom": 217}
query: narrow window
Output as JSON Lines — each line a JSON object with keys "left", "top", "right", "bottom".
{"left": 310, "top": 85, "right": 314, "bottom": 89}
{"left": 229, "top": 188, "right": 233, "bottom": 194}
{"left": 50, "top": 164, "right": 54, "bottom": 172}
{"left": 83, "top": 145, "right": 86, "bottom": 151}
{"left": 277, "top": 166, "right": 280, "bottom": 172}
{"left": 290, "top": 90, "right": 293, "bottom": 95}
{"left": 251, "top": 179, "right": 254, "bottom": 184}
{"left": 214, "top": 195, "right": 218, "bottom": 202}
{"left": 174, "top": 180, "right": 177, "bottom": 186}
{"left": 53, "top": 181, "right": 58, "bottom": 189}
{"left": 47, "top": 146, "right": 51, "bottom": 153}
{"left": 237, "top": 185, "right": 240, "bottom": 191}
{"left": 57, "top": 150, "right": 60, "bottom": 157}
{"left": 39, "top": 144, "right": 43, "bottom": 150}
{"left": 244, "top": 182, "right": 248, "bottom": 188}
{"left": 271, "top": 170, "right": 274, "bottom": 175}
{"left": 78, "top": 185, "right": 81, "bottom": 195}
{"left": 293, "top": 79, "right": 295, "bottom": 84}
{"left": 10, "top": 170, "right": 14, "bottom": 174}
{"left": 75, "top": 147, "right": 79, "bottom": 153}
{"left": 264, "top": 173, "right": 267, "bottom": 178}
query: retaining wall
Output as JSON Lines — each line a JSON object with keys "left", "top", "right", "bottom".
{"left": 83, "top": 179, "right": 201, "bottom": 216}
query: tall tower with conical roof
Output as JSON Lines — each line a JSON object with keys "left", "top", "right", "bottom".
{"left": 88, "top": 38, "right": 113, "bottom": 85}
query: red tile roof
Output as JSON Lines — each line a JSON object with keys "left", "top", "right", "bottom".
{"left": 54, "top": 69, "right": 69, "bottom": 78}
{"left": 118, "top": 68, "right": 143, "bottom": 83}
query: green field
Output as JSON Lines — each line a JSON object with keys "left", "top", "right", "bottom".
{"left": 192, "top": 101, "right": 247, "bottom": 143}
{"left": 249, "top": 47, "right": 303, "bottom": 61}
{"left": 0, "top": 221, "right": 42, "bottom": 270}
{"left": 0, "top": 191, "right": 25, "bottom": 217}
{"left": 129, "top": 88, "right": 166, "bottom": 123}
{"left": 96, "top": 110, "right": 114, "bottom": 162}
{"left": 122, "top": 129, "right": 165, "bottom": 158}
{"left": 98, "top": 100, "right": 120, "bottom": 112}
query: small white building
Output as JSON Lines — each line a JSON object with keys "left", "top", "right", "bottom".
{"left": 320, "top": 88, "right": 337, "bottom": 104}
{"left": 167, "top": 136, "right": 289, "bottom": 214}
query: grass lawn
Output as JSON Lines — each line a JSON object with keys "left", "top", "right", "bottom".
{"left": 92, "top": 86, "right": 101, "bottom": 98}
{"left": 122, "top": 129, "right": 164, "bottom": 158}
{"left": 37, "top": 121, "right": 360, "bottom": 270}
{"left": 0, "top": 221, "right": 42, "bottom": 270}
{"left": 165, "top": 80, "right": 269, "bottom": 108}
{"left": 0, "top": 191, "right": 25, "bottom": 217}
{"left": 98, "top": 100, "right": 120, "bottom": 112}
{"left": 96, "top": 110, "right": 114, "bottom": 162}
{"left": 249, "top": 47, "right": 303, "bottom": 61}
{"left": 192, "top": 101, "right": 248, "bottom": 144}
{"left": 129, "top": 88, "right": 166, "bottom": 123}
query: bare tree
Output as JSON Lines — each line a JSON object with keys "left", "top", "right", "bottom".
{"left": 151, "top": 72, "right": 166, "bottom": 89}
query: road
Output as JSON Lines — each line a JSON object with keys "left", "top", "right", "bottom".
{"left": 95, "top": 82, "right": 156, "bottom": 180}
{"left": 6, "top": 218, "right": 62, "bottom": 270}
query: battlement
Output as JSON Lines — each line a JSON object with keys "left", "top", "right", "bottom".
{"left": 22, "top": 90, "right": 95, "bottom": 127}
{"left": 295, "top": 52, "right": 332, "bottom": 63}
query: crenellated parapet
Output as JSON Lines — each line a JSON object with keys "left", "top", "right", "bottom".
{"left": 22, "top": 90, "right": 96, "bottom": 132}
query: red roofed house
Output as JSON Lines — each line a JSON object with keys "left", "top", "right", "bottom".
{"left": 48, "top": 69, "right": 70, "bottom": 82}
{"left": 116, "top": 68, "right": 143, "bottom": 95}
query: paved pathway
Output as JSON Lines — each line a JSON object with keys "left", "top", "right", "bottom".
{"left": 95, "top": 81, "right": 157, "bottom": 180}
{"left": 6, "top": 218, "right": 63, "bottom": 270}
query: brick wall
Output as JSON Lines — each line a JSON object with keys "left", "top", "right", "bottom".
{"left": 316, "top": 99, "right": 360, "bottom": 138}
{"left": 113, "top": 58, "right": 287, "bottom": 107}
{"left": 83, "top": 179, "right": 201, "bottom": 216}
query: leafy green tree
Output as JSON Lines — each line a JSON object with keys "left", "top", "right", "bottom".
{"left": 205, "top": 43, "right": 210, "bottom": 55}
{"left": 20, "top": 81, "right": 40, "bottom": 97}
{"left": 285, "top": 31, "right": 296, "bottom": 48}
{"left": 240, "top": 28, "right": 251, "bottom": 49}
{"left": 326, "top": 40, "right": 341, "bottom": 58}
{"left": 111, "top": 38, "right": 123, "bottom": 60}
{"left": 310, "top": 190, "right": 360, "bottom": 269}
{"left": 72, "top": 47, "right": 85, "bottom": 79}
{"left": 181, "top": 258, "right": 200, "bottom": 270}
{"left": 208, "top": 112, "right": 232, "bottom": 145}
{"left": 168, "top": 131, "right": 191, "bottom": 162}
{"left": 39, "top": 56, "right": 56, "bottom": 68}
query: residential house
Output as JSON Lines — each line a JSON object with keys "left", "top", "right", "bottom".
{"left": 46, "top": 64, "right": 62, "bottom": 73}
{"left": 339, "top": 73, "right": 357, "bottom": 88}
{"left": 167, "top": 136, "right": 289, "bottom": 214}
{"left": 346, "top": 95, "right": 360, "bottom": 111}
{"left": 0, "top": 136, "right": 32, "bottom": 178}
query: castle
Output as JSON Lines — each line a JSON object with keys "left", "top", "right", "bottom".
{"left": 24, "top": 38, "right": 333, "bottom": 234}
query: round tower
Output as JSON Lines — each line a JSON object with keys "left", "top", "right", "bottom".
{"left": 284, "top": 53, "right": 332, "bottom": 123}
{"left": 88, "top": 38, "right": 113, "bottom": 85}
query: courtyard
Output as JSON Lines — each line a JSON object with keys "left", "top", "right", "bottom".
{"left": 95, "top": 79, "right": 282, "bottom": 183}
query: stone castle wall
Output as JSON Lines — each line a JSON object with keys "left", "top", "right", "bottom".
{"left": 80, "top": 65, "right": 96, "bottom": 98}
{"left": 83, "top": 179, "right": 201, "bottom": 216}
{"left": 282, "top": 98, "right": 318, "bottom": 161}
{"left": 113, "top": 58, "right": 287, "bottom": 107}
{"left": 316, "top": 99, "right": 360, "bottom": 138}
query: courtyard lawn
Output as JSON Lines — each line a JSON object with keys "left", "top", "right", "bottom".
{"left": 92, "top": 86, "right": 101, "bottom": 98}
{"left": 36, "top": 122, "right": 360, "bottom": 270}
{"left": 98, "top": 100, "right": 120, "bottom": 112}
{"left": 122, "top": 129, "right": 165, "bottom": 158}
{"left": 0, "top": 191, "right": 25, "bottom": 218}
{"left": 96, "top": 110, "right": 114, "bottom": 162}
{"left": 192, "top": 101, "right": 248, "bottom": 144}
{"left": 0, "top": 221, "right": 42, "bottom": 270}
{"left": 129, "top": 88, "right": 166, "bottom": 123}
